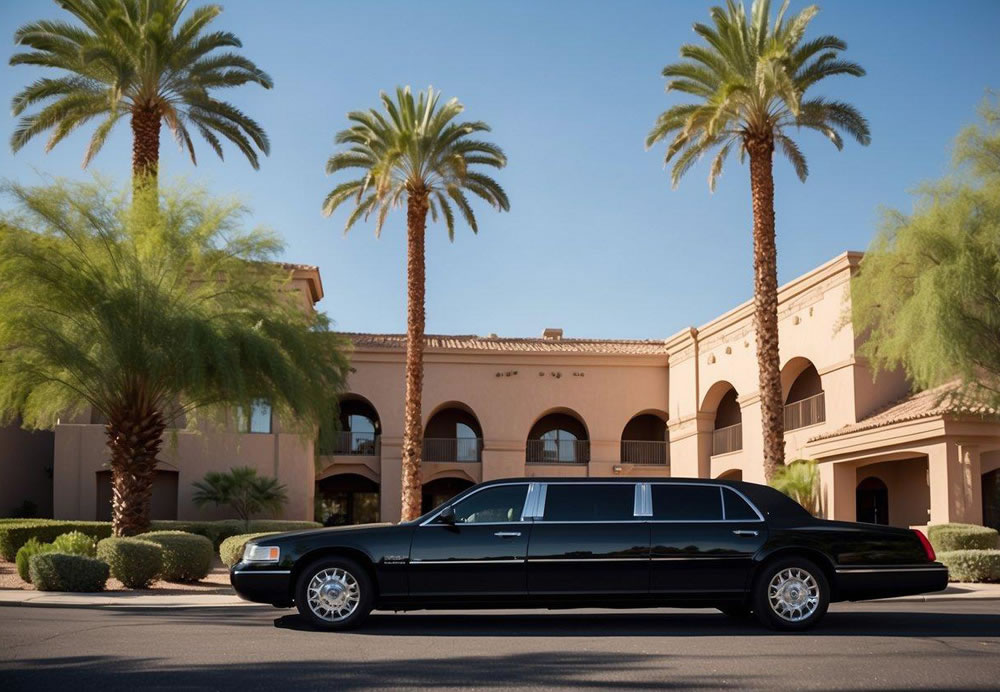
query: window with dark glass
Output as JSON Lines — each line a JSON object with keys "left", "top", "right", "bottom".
{"left": 449, "top": 484, "right": 527, "bottom": 524}
{"left": 541, "top": 484, "right": 635, "bottom": 522}
{"left": 651, "top": 484, "right": 723, "bottom": 521}
{"left": 723, "top": 488, "right": 760, "bottom": 520}
{"left": 237, "top": 399, "right": 272, "bottom": 434}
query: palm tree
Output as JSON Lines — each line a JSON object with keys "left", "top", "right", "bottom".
{"left": 192, "top": 466, "right": 288, "bottom": 531}
{"left": 9, "top": 0, "right": 272, "bottom": 191}
{"left": 646, "top": 0, "right": 869, "bottom": 480}
{"left": 323, "top": 86, "right": 509, "bottom": 521}
{"left": 0, "top": 179, "right": 349, "bottom": 535}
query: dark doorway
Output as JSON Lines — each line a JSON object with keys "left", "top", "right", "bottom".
{"left": 856, "top": 476, "right": 889, "bottom": 525}
{"left": 421, "top": 477, "right": 475, "bottom": 515}
{"left": 983, "top": 469, "right": 1000, "bottom": 531}
{"left": 316, "top": 473, "right": 380, "bottom": 526}
{"left": 96, "top": 470, "right": 178, "bottom": 521}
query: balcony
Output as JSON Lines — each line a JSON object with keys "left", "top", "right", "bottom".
{"left": 712, "top": 423, "right": 742, "bottom": 456}
{"left": 423, "top": 437, "right": 483, "bottom": 463}
{"left": 620, "top": 440, "right": 669, "bottom": 465}
{"left": 526, "top": 439, "right": 590, "bottom": 464}
{"left": 321, "top": 431, "right": 380, "bottom": 457}
{"left": 784, "top": 391, "right": 826, "bottom": 431}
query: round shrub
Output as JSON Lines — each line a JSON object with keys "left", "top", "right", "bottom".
{"left": 219, "top": 532, "right": 278, "bottom": 568}
{"left": 140, "top": 531, "right": 213, "bottom": 582}
{"left": 928, "top": 524, "right": 999, "bottom": 552}
{"left": 52, "top": 531, "right": 97, "bottom": 557}
{"left": 15, "top": 537, "right": 56, "bottom": 583}
{"left": 96, "top": 537, "right": 163, "bottom": 589}
{"left": 29, "top": 552, "right": 110, "bottom": 592}
{"left": 938, "top": 549, "right": 1000, "bottom": 583}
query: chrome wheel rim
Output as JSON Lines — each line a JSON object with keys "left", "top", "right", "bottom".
{"left": 767, "top": 567, "right": 820, "bottom": 622}
{"left": 306, "top": 568, "right": 361, "bottom": 622}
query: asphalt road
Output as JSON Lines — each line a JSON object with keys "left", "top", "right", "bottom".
{"left": 1, "top": 601, "right": 999, "bottom": 690}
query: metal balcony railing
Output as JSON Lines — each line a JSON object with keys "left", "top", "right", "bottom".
{"left": 784, "top": 391, "right": 826, "bottom": 431}
{"left": 422, "top": 437, "right": 483, "bottom": 462}
{"left": 712, "top": 423, "right": 743, "bottom": 456}
{"left": 526, "top": 439, "right": 590, "bottom": 464}
{"left": 620, "top": 440, "right": 669, "bottom": 465}
{"left": 321, "top": 431, "right": 380, "bottom": 456}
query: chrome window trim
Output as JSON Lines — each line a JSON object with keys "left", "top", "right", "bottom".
{"left": 834, "top": 566, "right": 948, "bottom": 574}
{"left": 521, "top": 482, "right": 540, "bottom": 521}
{"left": 410, "top": 558, "right": 524, "bottom": 565}
{"left": 647, "top": 482, "right": 766, "bottom": 523}
{"left": 536, "top": 481, "right": 640, "bottom": 523}
{"left": 418, "top": 481, "right": 531, "bottom": 527}
{"left": 633, "top": 484, "right": 643, "bottom": 517}
{"left": 528, "top": 557, "right": 649, "bottom": 563}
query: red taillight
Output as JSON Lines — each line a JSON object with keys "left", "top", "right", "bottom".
{"left": 914, "top": 529, "right": 936, "bottom": 561}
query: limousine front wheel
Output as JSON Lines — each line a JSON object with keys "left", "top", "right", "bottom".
{"left": 752, "top": 557, "right": 829, "bottom": 631}
{"left": 295, "top": 557, "right": 373, "bottom": 631}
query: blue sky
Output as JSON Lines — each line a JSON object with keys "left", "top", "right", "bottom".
{"left": 2, "top": 0, "right": 998, "bottom": 339}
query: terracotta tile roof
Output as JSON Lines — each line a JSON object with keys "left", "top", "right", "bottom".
{"left": 809, "top": 380, "right": 998, "bottom": 441}
{"left": 341, "top": 332, "right": 671, "bottom": 355}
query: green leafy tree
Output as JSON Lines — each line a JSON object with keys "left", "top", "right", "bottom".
{"left": 853, "top": 95, "right": 1000, "bottom": 407}
{"left": 0, "top": 179, "right": 349, "bottom": 536}
{"left": 192, "top": 466, "right": 288, "bottom": 530}
{"left": 647, "top": 0, "right": 869, "bottom": 479}
{"left": 9, "top": 0, "right": 272, "bottom": 191}
{"left": 770, "top": 459, "right": 820, "bottom": 515}
{"left": 323, "top": 86, "right": 509, "bottom": 520}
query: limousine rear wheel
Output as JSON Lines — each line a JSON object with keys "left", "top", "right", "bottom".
{"left": 295, "top": 557, "right": 373, "bottom": 631}
{"left": 752, "top": 557, "right": 829, "bottom": 631}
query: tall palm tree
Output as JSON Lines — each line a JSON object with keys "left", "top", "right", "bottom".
{"left": 323, "top": 86, "right": 509, "bottom": 521}
{"left": 9, "top": 0, "right": 272, "bottom": 191}
{"left": 646, "top": 0, "right": 869, "bottom": 480}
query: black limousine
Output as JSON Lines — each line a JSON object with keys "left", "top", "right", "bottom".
{"left": 231, "top": 477, "right": 947, "bottom": 631}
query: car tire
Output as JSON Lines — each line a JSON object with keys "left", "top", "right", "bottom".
{"left": 752, "top": 556, "right": 829, "bottom": 631}
{"left": 717, "top": 603, "right": 753, "bottom": 620}
{"left": 294, "top": 556, "right": 374, "bottom": 631}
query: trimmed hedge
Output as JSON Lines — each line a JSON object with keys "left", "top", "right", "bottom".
{"left": 29, "top": 552, "right": 110, "bottom": 592}
{"left": 15, "top": 538, "right": 56, "bottom": 583}
{"left": 52, "top": 531, "right": 98, "bottom": 558}
{"left": 928, "top": 523, "right": 999, "bottom": 552}
{"left": 220, "top": 532, "right": 279, "bottom": 568}
{"left": 939, "top": 549, "right": 1000, "bottom": 583}
{"left": 141, "top": 531, "right": 213, "bottom": 582}
{"left": 97, "top": 537, "right": 163, "bottom": 589}
{"left": 148, "top": 520, "right": 320, "bottom": 549}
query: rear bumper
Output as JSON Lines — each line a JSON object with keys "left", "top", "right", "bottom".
{"left": 834, "top": 563, "right": 949, "bottom": 601}
{"left": 230, "top": 564, "right": 293, "bottom": 607}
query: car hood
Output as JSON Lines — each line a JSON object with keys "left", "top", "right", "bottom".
{"left": 253, "top": 522, "right": 398, "bottom": 543}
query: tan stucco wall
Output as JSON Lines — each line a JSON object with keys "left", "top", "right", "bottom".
{"left": 0, "top": 423, "right": 54, "bottom": 517}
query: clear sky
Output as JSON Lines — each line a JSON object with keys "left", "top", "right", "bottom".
{"left": 2, "top": 0, "right": 998, "bottom": 339}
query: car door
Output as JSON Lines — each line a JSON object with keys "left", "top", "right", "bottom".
{"left": 408, "top": 482, "right": 533, "bottom": 598}
{"left": 649, "top": 483, "right": 767, "bottom": 596}
{"left": 527, "top": 482, "right": 650, "bottom": 596}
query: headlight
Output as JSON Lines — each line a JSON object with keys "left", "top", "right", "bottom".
{"left": 243, "top": 544, "right": 280, "bottom": 562}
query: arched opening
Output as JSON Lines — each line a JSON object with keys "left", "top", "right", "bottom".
{"left": 321, "top": 395, "right": 381, "bottom": 456}
{"left": 712, "top": 387, "right": 742, "bottom": 455}
{"left": 96, "top": 469, "right": 178, "bottom": 521}
{"left": 526, "top": 410, "right": 590, "bottom": 464}
{"left": 717, "top": 469, "right": 743, "bottom": 481}
{"left": 421, "top": 476, "right": 475, "bottom": 515}
{"left": 983, "top": 468, "right": 1000, "bottom": 530}
{"left": 423, "top": 404, "right": 483, "bottom": 462}
{"left": 856, "top": 476, "right": 889, "bottom": 525}
{"left": 316, "top": 473, "right": 380, "bottom": 526}
{"left": 783, "top": 360, "right": 826, "bottom": 430}
{"left": 620, "top": 413, "right": 669, "bottom": 465}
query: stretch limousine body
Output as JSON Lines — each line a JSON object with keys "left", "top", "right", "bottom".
{"left": 231, "top": 478, "right": 947, "bottom": 631}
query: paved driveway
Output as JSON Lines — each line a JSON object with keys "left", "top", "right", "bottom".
{"left": 2, "top": 601, "right": 999, "bottom": 690}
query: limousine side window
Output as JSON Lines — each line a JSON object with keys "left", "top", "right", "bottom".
{"left": 651, "top": 484, "right": 722, "bottom": 521}
{"left": 541, "top": 483, "right": 635, "bottom": 521}
{"left": 451, "top": 484, "right": 527, "bottom": 524}
{"left": 723, "top": 488, "right": 760, "bottom": 520}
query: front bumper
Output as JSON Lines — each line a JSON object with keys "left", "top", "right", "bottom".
{"left": 230, "top": 563, "right": 293, "bottom": 606}
{"left": 835, "top": 563, "right": 949, "bottom": 601}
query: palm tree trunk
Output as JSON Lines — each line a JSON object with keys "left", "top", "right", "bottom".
{"left": 747, "top": 138, "right": 784, "bottom": 481}
{"left": 130, "top": 105, "right": 160, "bottom": 195}
{"left": 105, "top": 390, "right": 165, "bottom": 536}
{"left": 400, "top": 191, "right": 429, "bottom": 521}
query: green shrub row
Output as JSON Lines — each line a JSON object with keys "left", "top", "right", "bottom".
{"left": 97, "top": 537, "right": 163, "bottom": 589}
{"left": 928, "top": 523, "right": 999, "bottom": 552}
{"left": 15, "top": 538, "right": 56, "bottom": 582}
{"left": 15, "top": 531, "right": 97, "bottom": 582}
{"left": 939, "top": 549, "right": 1000, "bottom": 583}
{"left": 29, "top": 553, "right": 110, "bottom": 592}
{"left": 220, "top": 532, "right": 279, "bottom": 568}
{"left": 148, "top": 520, "right": 320, "bottom": 549}
{"left": 141, "top": 531, "right": 214, "bottom": 582}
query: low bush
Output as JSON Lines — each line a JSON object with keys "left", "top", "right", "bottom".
{"left": 939, "top": 549, "right": 1000, "bottom": 583}
{"left": 150, "top": 520, "right": 320, "bottom": 550}
{"left": 96, "top": 537, "right": 163, "bottom": 589}
{"left": 928, "top": 523, "right": 999, "bottom": 552}
{"left": 52, "top": 531, "right": 98, "bottom": 557}
{"left": 15, "top": 537, "right": 56, "bottom": 582}
{"left": 29, "top": 552, "right": 110, "bottom": 592}
{"left": 0, "top": 520, "right": 112, "bottom": 561}
{"left": 140, "top": 531, "right": 214, "bottom": 582}
{"left": 220, "top": 532, "right": 279, "bottom": 568}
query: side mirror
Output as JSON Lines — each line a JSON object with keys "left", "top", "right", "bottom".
{"left": 438, "top": 506, "right": 456, "bottom": 524}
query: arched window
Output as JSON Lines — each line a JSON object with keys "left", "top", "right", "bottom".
{"left": 856, "top": 476, "right": 889, "bottom": 525}
{"left": 321, "top": 396, "right": 380, "bottom": 456}
{"left": 713, "top": 388, "right": 742, "bottom": 455}
{"left": 316, "top": 473, "right": 380, "bottom": 526}
{"left": 424, "top": 405, "right": 483, "bottom": 462}
{"left": 620, "top": 414, "right": 669, "bottom": 465}
{"left": 784, "top": 362, "right": 826, "bottom": 430}
{"left": 526, "top": 412, "right": 589, "bottom": 464}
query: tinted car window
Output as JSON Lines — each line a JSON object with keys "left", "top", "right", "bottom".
{"left": 451, "top": 485, "right": 527, "bottom": 524}
{"left": 723, "top": 488, "right": 760, "bottom": 520}
{"left": 542, "top": 484, "right": 635, "bottom": 521}
{"left": 651, "top": 484, "right": 723, "bottom": 521}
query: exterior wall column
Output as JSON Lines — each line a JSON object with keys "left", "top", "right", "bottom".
{"left": 954, "top": 444, "right": 983, "bottom": 524}
{"left": 819, "top": 461, "right": 856, "bottom": 521}
{"left": 738, "top": 395, "right": 766, "bottom": 484}
{"left": 379, "top": 438, "right": 403, "bottom": 523}
{"left": 668, "top": 413, "right": 712, "bottom": 478}
{"left": 928, "top": 442, "right": 965, "bottom": 525}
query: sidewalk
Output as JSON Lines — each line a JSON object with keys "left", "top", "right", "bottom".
{"left": 1, "top": 583, "right": 998, "bottom": 610}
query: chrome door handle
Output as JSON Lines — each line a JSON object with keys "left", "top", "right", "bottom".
{"left": 732, "top": 530, "right": 759, "bottom": 537}
{"left": 494, "top": 531, "right": 521, "bottom": 537}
